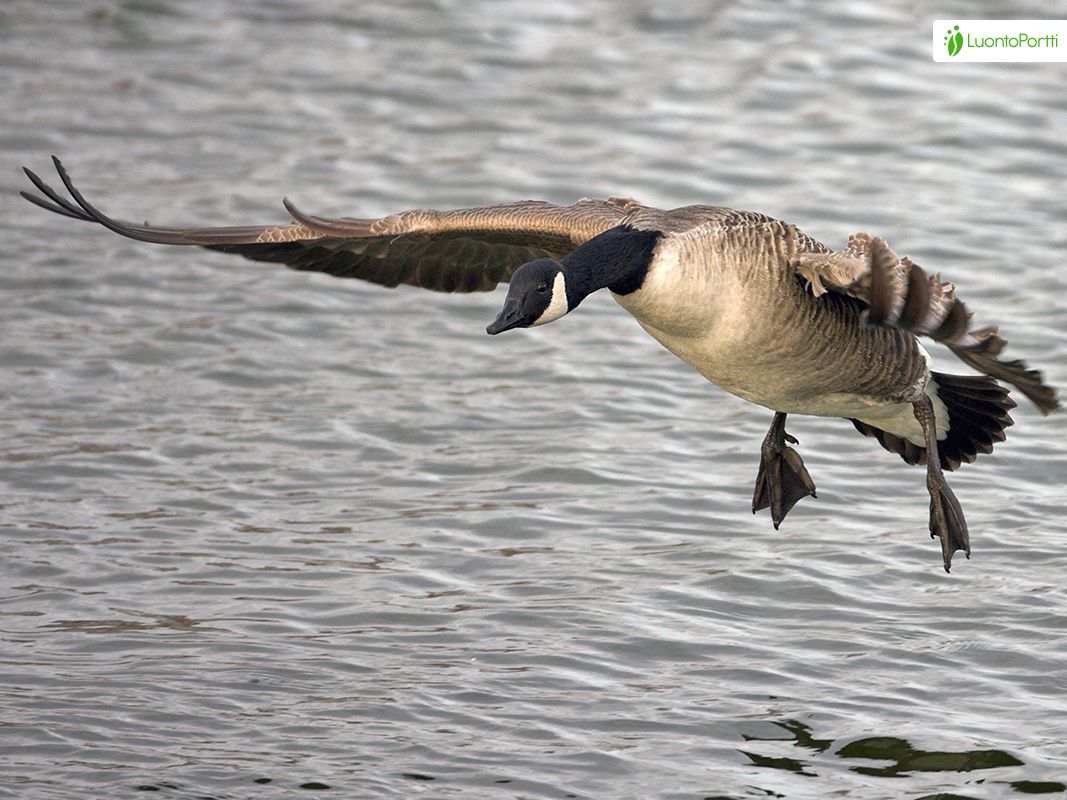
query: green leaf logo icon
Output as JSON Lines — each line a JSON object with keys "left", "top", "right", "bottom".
{"left": 944, "top": 24, "right": 964, "bottom": 57}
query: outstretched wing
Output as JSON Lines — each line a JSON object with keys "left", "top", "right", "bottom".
{"left": 794, "top": 232, "right": 1059, "bottom": 414}
{"left": 21, "top": 157, "right": 639, "bottom": 293}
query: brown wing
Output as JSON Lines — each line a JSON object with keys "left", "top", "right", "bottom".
{"left": 794, "top": 232, "right": 1059, "bottom": 413}
{"left": 21, "top": 157, "right": 638, "bottom": 293}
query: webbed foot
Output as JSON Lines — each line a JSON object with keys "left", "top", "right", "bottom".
{"left": 927, "top": 470, "right": 970, "bottom": 572}
{"left": 752, "top": 413, "right": 817, "bottom": 529}
{"left": 914, "top": 393, "right": 970, "bottom": 572}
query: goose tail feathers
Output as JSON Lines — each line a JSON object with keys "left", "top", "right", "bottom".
{"left": 851, "top": 372, "right": 1016, "bottom": 471}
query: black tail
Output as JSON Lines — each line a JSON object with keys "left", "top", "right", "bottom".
{"left": 851, "top": 372, "right": 1016, "bottom": 471}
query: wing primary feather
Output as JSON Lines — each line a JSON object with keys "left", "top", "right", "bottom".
{"left": 22, "top": 166, "right": 88, "bottom": 219}
{"left": 19, "top": 189, "right": 87, "bottom": 220}
{"left": 47, "top": 156, "right": 190, "bottom": 244}
{"left": 896, "top": 262, "right": 930, "bottom": 329}
{"left": 866, "top": 238, "right": 894, "bottom": 325}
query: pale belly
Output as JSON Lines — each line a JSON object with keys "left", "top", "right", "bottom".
{"left": 629, "top": 318, "right": 947, "bottom": 445}
{"left": 634, "top": 320, "right": 879, "bottom": 412}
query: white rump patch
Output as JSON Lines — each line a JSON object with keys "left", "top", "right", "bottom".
{"left": 852, "top": 344, "right": 951, "bottom": 445}
{"left": 532, "top": 271, "right": 569, "bottom": 326}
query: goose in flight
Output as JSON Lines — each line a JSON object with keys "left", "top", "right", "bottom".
{"left": 21, "top": 157, "right": 1059, "bottom": 571}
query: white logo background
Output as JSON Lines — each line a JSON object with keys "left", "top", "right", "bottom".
{"left": 933, "top": 19, "right": 1067, "bottom": 62}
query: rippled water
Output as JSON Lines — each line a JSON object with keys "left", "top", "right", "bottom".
{"left": 2, "top": 1, "right": 1066, "bottom": 798}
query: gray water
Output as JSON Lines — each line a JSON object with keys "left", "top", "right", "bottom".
{"left": 2, "top": 2, "right": 1067, "bottom": 798}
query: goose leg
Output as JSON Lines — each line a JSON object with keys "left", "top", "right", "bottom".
{"left": 912, "top": 394, "right": 970, "bottom": 572}
{"left": 752, "top": 412, "right": 817, "bottom": 529}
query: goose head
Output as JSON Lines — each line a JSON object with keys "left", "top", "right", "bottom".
{"left": 486, "top": 226, "right": 662, "bottom": 335}
{"left": 486, "top": 258, "right": 571, "bottom": 334}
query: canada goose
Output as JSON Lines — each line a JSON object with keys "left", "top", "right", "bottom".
{"left": 21, "top": 157, "right": 1059, "bottom": 571}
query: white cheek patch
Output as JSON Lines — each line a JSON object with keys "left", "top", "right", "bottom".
{"left": 531, "top": 271, "right": 569, "bottom": 326}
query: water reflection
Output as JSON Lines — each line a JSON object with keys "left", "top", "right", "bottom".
{"left": 837, "top": 735, "right": 1023, "bottom": 777}
{"left": 737, "top": 719, "right": 1064, "bottom": 797}
{"left": 133, "top": 722, "right": 1066, "bottom": 798}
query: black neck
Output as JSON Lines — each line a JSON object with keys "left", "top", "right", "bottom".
{"left": 560, "top": 225, "right": 663, "bottom": 308}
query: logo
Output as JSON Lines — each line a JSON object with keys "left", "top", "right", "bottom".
{"left": 933, "top": 20, "right": 1067, "bottom": 62}
{"left": 944, "top": 24, "right": 964, "bottom": 56}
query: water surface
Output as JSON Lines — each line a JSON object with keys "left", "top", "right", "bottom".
{"left": 2, "top": 2, "right": 1066, "bottom": 798}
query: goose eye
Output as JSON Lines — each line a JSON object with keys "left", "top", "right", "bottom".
{"left": 536, "top": 283, "right": 549, "bottom": 293}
